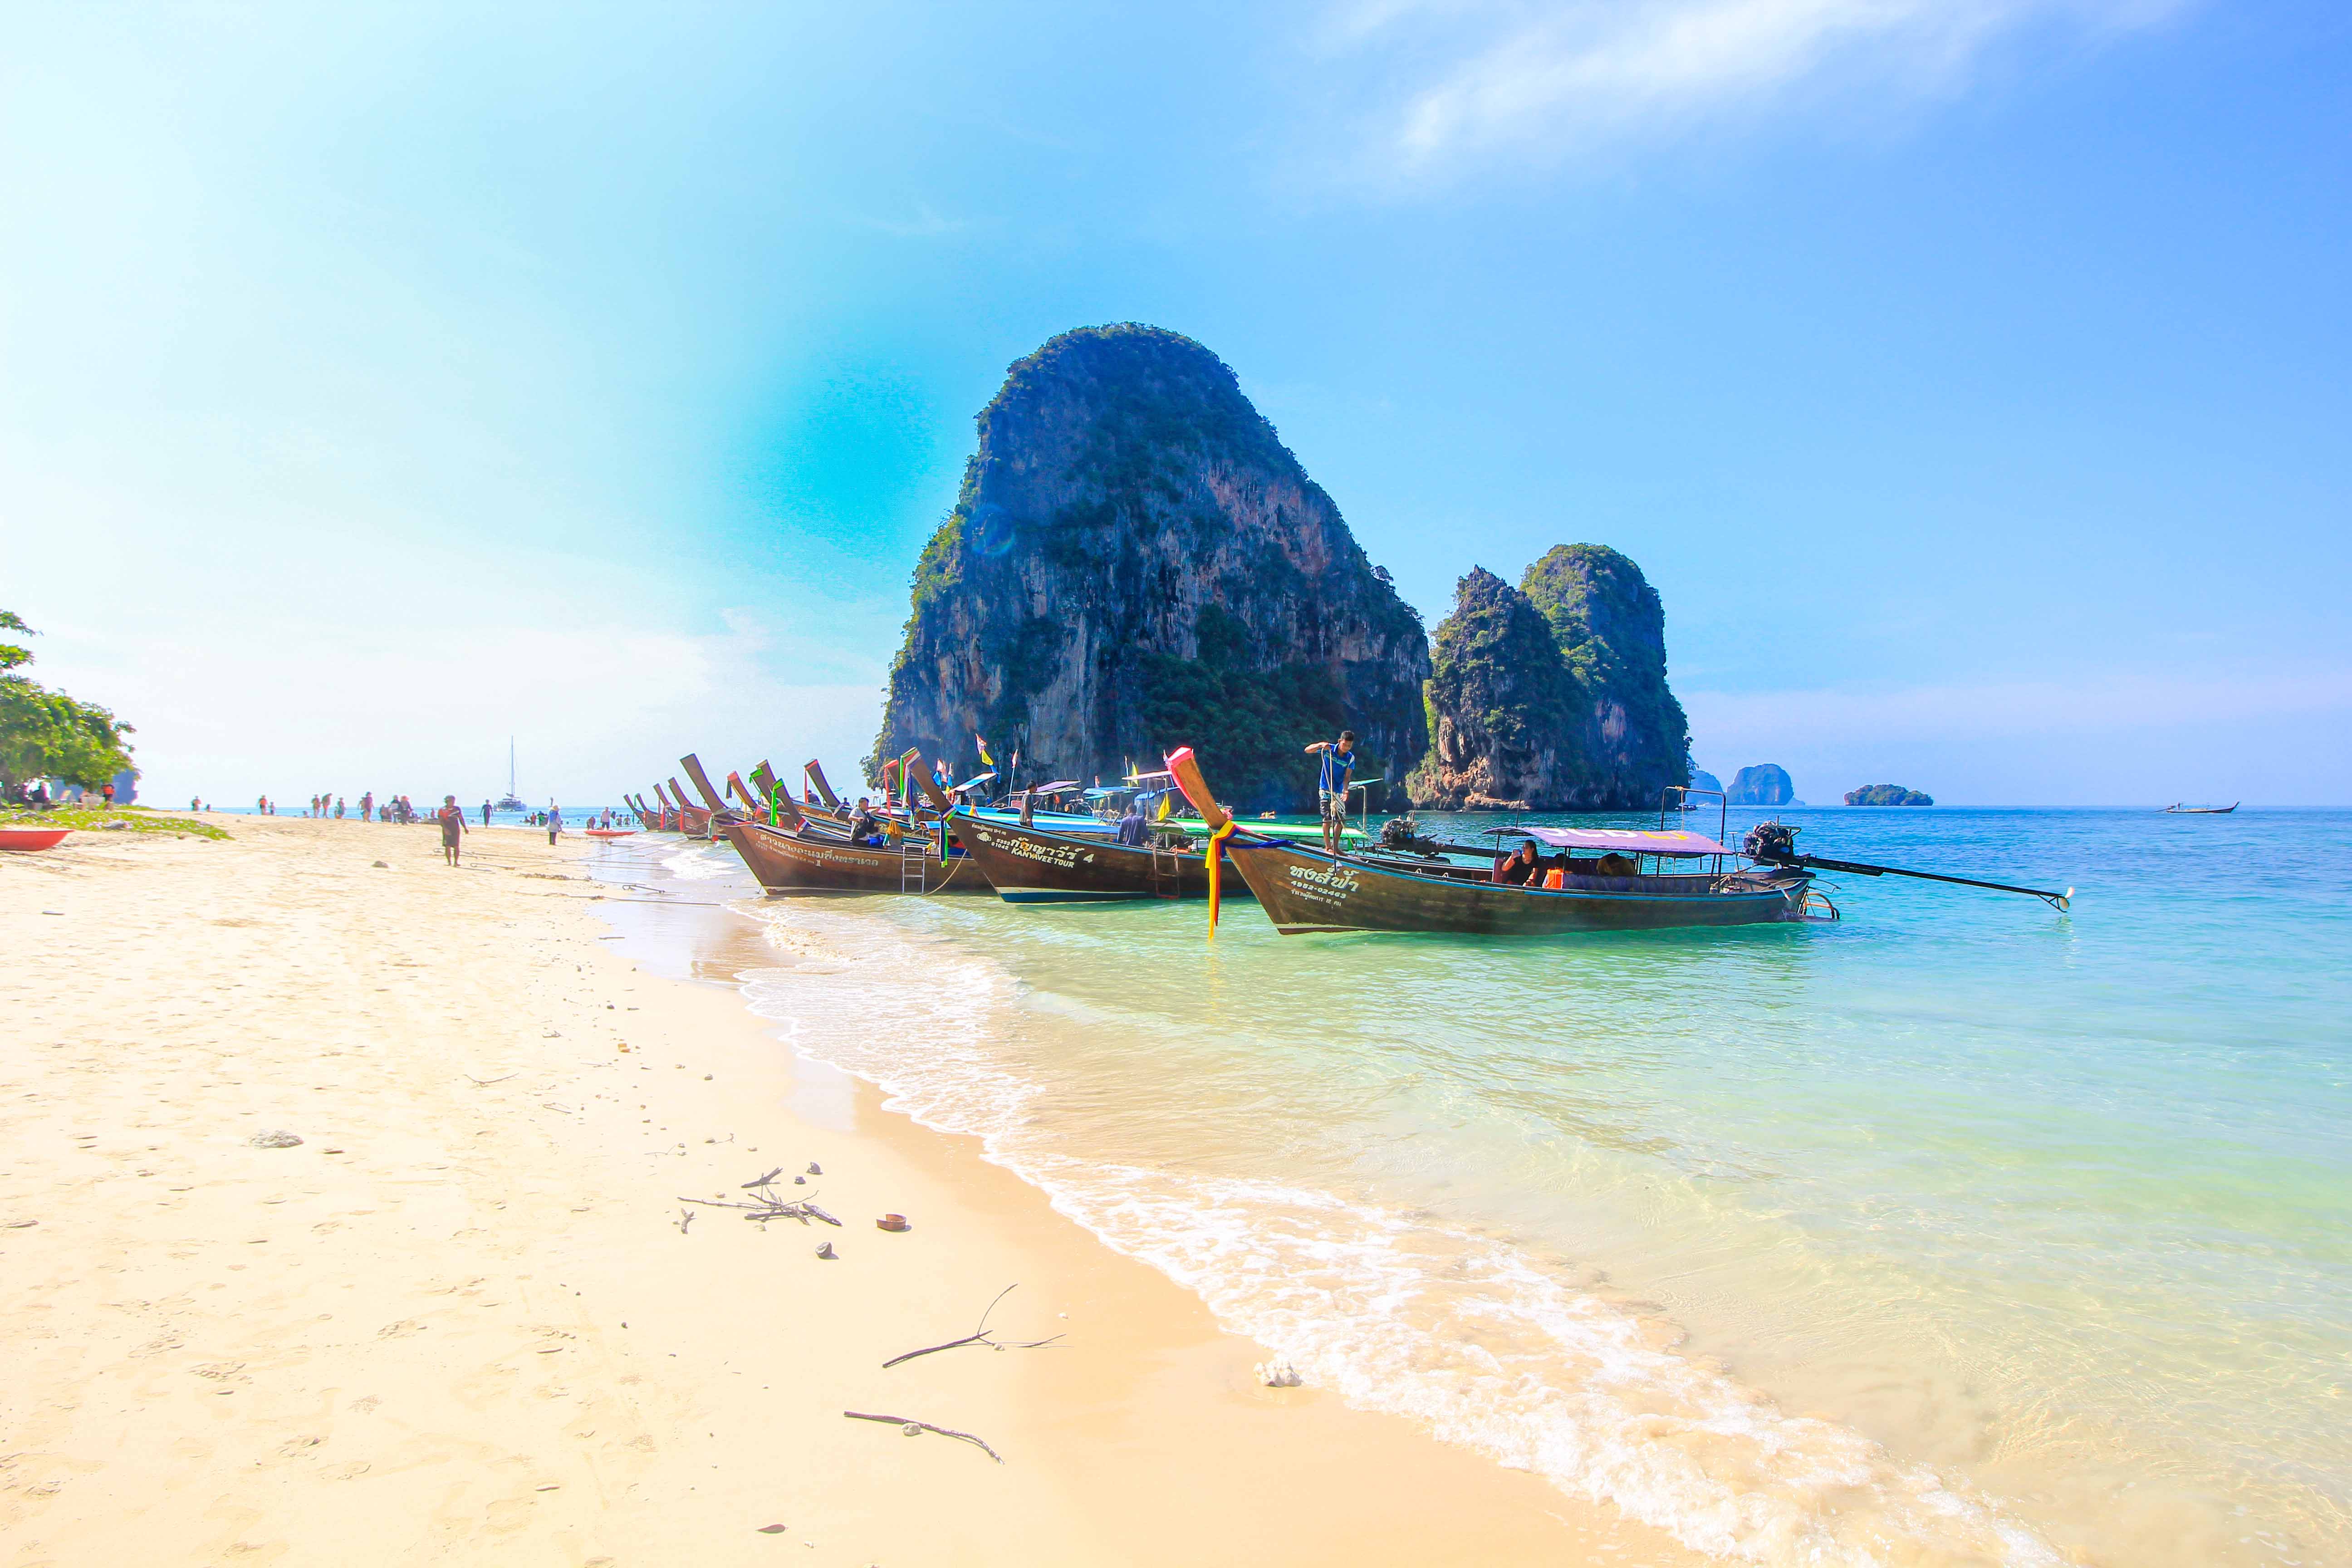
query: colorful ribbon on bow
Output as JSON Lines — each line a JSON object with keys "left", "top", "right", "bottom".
{"left": 1205, "top": 819, "right": 1237, "bottom": 936}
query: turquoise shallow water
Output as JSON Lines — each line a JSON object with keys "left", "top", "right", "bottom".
{"left": 639, "top": 808, "right": 2350, "bottom": 1566}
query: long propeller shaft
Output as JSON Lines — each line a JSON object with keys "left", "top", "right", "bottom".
{"left": 1783, "top": 853, "right": 2072, "bottom": 911}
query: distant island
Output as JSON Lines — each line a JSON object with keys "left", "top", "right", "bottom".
{"left": 1845, "top": 784, "right": 1934, "bottom": 806}
{"left": 1726, "top": 764, "right": 1795, "bottom": 806}
{"left": 1691, "top": 769, "right": 1722, "bottom": 794}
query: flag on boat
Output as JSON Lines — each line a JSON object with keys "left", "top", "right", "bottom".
{"left": 975, "top": 734, "right": 994, "bottom": 766}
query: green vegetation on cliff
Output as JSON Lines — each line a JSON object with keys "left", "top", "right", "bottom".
{"left": 1410, "top": 547, "right": 1691, "bottom": 810}
{"left": 871, "top": 324, "right": 1429, "bottom": 808}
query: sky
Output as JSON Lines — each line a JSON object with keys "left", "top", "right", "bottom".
{"left": 3, "top": 0, "right": 2347, "bottom": 807}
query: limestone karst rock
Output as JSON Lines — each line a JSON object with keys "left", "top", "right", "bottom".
{"left": 1727, "top": 764, "right": 1797, "bottom": 806}
{"left": 871, "top": 325, "right": 1428, "bottom": 813}
{"left": 1409, "top": 546, "right": 1693, "bottom": 810}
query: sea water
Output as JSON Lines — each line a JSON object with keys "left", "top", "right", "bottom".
{"left": 634, "top": 809, "right": 2350, "bottom": 1567}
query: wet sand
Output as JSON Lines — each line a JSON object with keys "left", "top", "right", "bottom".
{"left": 0, "top": 815, "right": 1700, "bottom": 1566}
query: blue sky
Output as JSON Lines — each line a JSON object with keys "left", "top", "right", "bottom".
{"left": 4, "top": 1, "right": 2346, "bottom": 805}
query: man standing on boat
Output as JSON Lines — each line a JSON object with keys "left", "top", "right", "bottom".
{"left": 1305, "top": 730, "right": 1357, "bottom": 854}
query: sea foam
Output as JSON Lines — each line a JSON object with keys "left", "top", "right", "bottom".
{"left": 734, "top": 897, "right": 2062, "bottom": 1567}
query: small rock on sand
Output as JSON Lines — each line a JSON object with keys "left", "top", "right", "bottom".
{"left": 250, "top": 1130, "right": 304, "bottom": 1149}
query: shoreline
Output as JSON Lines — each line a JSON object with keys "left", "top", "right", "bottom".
{"left": 0, "top": 817, "right": 1695, "bottom": 1565}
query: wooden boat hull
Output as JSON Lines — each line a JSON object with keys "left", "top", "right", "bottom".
{"left": 722, "top": 821, "right": 996, "bottom": 897}
{"left": 1222, "top": 836, "right": 1811, "bottom": 936}
{"left": 952, "top": 814, "right": 1251, "bottom": 903}
{"left": 678, "top": 805, "right": 713, "bottom": 838}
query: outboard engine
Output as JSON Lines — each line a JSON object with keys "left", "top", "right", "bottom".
{"left": 1377, "top": 815, "right": 1442, "bottom": 856}
{"left": 1744, "top": 822, "right": 1801, "bottom": 865}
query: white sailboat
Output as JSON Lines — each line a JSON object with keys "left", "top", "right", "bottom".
{"left": 495, "top": 739, "right": 525, "bottom": 813}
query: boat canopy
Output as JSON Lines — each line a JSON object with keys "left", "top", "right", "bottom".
{"left": 1488, "top": 826, "right": 1730, "bottom": 858}
{"left": 1029, "top": 779, "right": 1081, "bottom": 794}
{"left": 952, "top": 771, "right": 997, "bottom": 792}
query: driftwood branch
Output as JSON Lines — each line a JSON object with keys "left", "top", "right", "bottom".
{"left": 843, "top": 1410, "right": 1002, "bottom": 1464}
{"left": 882, "top": 1284, "right": 1064, "bottom": 1368}
{"left": 677, "top": 1168, "right": 844, "bottom": 1227}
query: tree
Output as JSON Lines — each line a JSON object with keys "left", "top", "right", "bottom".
{"left": 0, "top": 610, "right": 136, "bottom": 791}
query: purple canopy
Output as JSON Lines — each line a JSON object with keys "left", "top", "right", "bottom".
{"left": 1489, "top": 826, "right": 1729, "bottom": 858}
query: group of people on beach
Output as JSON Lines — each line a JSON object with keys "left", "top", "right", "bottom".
{"left": 292, "top": 792, "right": 431, "bottom": 823}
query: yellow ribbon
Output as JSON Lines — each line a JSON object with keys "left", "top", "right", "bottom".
{"left": 1205, "top": 819, "right": 1237, "bottom": 936}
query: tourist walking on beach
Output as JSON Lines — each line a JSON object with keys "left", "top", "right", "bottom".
{"left": 480, "top": 799, "right": 491, "bottom": 828}
{"left": 1305, "top": 730, "right": 1357, "bottom": 853}
{"left": 546, "top": 804, "right": 563, "bottom": 846}
{"left": 437, "top": 794, "right": 468, "bottom": 866}
{"left": 334, "top": 796, "right": 345, "bottom": 819}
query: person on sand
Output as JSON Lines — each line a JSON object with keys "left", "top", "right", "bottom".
{"left": 546, "top": 804, "right": 564, "bottom": 846}
{"left": 102, "top": 782, "right": 115, "bottom": 809}
{"left": 437, "top": 794, "right": 469, "bottom": 867}
{"left": 1303, "top": 730, "right": 1357, "bottom": 853}
{"left": 480, "top": 799, "right": 491, "bottom": 828}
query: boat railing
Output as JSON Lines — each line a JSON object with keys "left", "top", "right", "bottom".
{"left": 1661, "top": 785, "right": 1731, "bottom": 876}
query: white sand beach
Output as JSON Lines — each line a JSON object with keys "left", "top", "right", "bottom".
{"left": 0, "top": 816, "right": 1698, "bottom": 1566}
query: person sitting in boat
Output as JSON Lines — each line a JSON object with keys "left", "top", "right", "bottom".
{"left": 1592, "top": 852, "right": 1638, "bottom": 878}
{"left": 1492, "top": 841, "right": 1540, "bottom": 886}
{"left": 848, "top": 797, "right": 879, "bottom": 844}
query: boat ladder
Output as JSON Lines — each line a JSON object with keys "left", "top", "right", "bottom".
{"left": 900, "top": 838, "right": 926, "bottom": 894}
{"left": 1148, "top": 839, "right": 1184, "bottom": 898}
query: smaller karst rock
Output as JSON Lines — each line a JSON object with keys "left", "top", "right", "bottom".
{"left": 1726, "top": 764, "right": 1796, "bottom": 806}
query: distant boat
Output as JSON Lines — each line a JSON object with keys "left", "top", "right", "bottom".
{"left": 2164, "top": 802, "right": 2239, "bottom": 814}
{"left": 495, "top": 738, "right": 526, "bottom": 813}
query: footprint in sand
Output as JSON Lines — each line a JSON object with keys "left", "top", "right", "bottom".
{"left": 321, "top": 1461, "right": 370, "bottom": 1481}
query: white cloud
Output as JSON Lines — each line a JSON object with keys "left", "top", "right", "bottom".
{"left": 1336, "top": 0, "right": 2187, "bottom": 171}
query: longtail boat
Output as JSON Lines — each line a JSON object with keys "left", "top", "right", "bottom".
{"left": 949, "top": 810, "right": 1246, "bottom": 902}
{"left": 678, "top": 754, "right": 735, "bottom": 821}
{"left": 2164, "top": 801, "right": 2239, "bottom": 813}
{"left": 724, "top": 769, "right": 772, "bottom": 823}
{"left": 722, "top": 816, "right": 993, "bottom": 895}
{"left": 1166, "top": 750, "right": 2069, "bottom": 936}
{"left": 667, "top": 775, "right": 712, "bottom": 839}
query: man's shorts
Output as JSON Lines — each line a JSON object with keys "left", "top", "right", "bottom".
{"left": 1320, "top": 789, "right": 1348, "bottom": 822}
